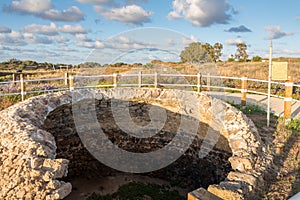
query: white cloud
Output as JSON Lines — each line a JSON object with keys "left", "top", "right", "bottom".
{"left": 224, "top": 38, "right": 245, "bottom": 46}
{"left": 167, "top": 11, "right": 181, "bottom": 19}
{"left": 106, "top": 36, "right": 148, "bottom": 49}
{"left": 95, "top": 40, "right": 105, "bottom": 48}
{"left": 77, "top": 0, "right": 116, "bottom": 6}
{"left": 22, "top": 22, "right": 58, "bottom": 35}
{"left": 0, "top": 32, "right": 26, "bottom": 46}
{"left": 0, "top": 24, "right": 80, "bottom": 46}
{"left": 276, "top": 49, "right": 300, "bottom": 55}
{"left": 0, "top": 45, "right": 23, "bottom": 52}
{"left": 4, "top": 0, "right": 52, "bottom": 14}
{"left": 168, "top": 0, "right": 234, "bottom": 27}
{"left": 124, "top": 0, "right": 148, "bottom": 4}
{"left": 59, "top": 24, "right": 88, "bottom": 34}
{"left": 182, "top": 35, "right": 198, "bottom": 45}
{"left": 40, "top": 6, "right": 85, "bottom": 22}
{"left": 0, "top": 26, "right": 12, "bottom": 33}
{"left": 21, "top": 23, "right": 88, "bottom": 36}
{"left": 9, "top": 31, "right": 24, "bottom": 39}
{"left": 4, "top": 1, "right": 84, "bottom": 22}
{"left": 74, "top": 34, "right": 92, "bottom": 41}
{"left": 166, "top": 38, "right": 175, "bottom": 46}
{"left": 50, "top": 36, "right": 70, "bottom": 43}
{"left": 77, "top": 39, "right": 105, "bottom": 49}
{"left": 94, "top": 5, "right": 152, "bottom": 25}
{"left": 107, "top": 36, "right": 131, "bottom": 44}
{"left": 23, "top": 33, "right": 52, "bottom": 44}
{"left": 264, "top": 26, "right": 294, "bottom": 40}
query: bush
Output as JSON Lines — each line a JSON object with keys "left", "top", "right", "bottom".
{"left": 252, "top": 56, "right": 262, "bottom": 62}
{"left": 227, "top": 58, "right": 235, "bottom": 62}
{"left": 229, "top": 103, "right": 265, "bottom": 114}
{"left": 287, "top": 119, "right": 300, "bottom": 136}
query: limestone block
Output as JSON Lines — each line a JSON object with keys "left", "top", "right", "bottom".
{"left": 208, "top": 184, "right": 244, "bottom": 200}
{"left": 43, "top": 158, "right": 69, "bottom": 179}
{"left": 188, "top": 187, "right": 222, "bottom": 200}
{"left": 227, "top": 172, "right": 257, "bottom": 187}
{"left": 43, "top": 171, "right": 54, "bottom": 182}
{"left": 16, "top": 189, "right": 26, "bottom": 199}
{"left": 229, "top": 137, "right": 248, "bottom": 151}
{"left": 31, "top": 157, "right": 44, "bottom": 169}
{"left": 229, "top": 156, "right": 253, "bottom": 171}
{"left": 46, "top": 180, "right": 62, "bottom": 190}
{"left": 45, "top": 182, "right": 72, "bottom": 200}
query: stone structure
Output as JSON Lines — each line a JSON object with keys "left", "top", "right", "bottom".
{"left": 0, "top": 88, "right": 273, "bottom": 199}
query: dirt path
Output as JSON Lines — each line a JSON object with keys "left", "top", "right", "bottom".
{"left": 245, "top": 113, "right": 300, "bottom": 199}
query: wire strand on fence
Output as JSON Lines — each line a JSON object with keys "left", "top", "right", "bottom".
{"left": 24, "top": 78, "right": 64, "bottom": 83}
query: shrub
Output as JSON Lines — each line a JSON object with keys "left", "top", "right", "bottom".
{"left": 229, "top": 103, "right": 265, "bottom": 114}
{"left": 286, "top": 119, "right": 300, "bottom": 136}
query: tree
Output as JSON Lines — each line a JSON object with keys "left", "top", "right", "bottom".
{"left": 180, "top": 42, "right": 224, "bottom": 63}
{"left": 235, "top": 43, "right": 248, "bottom": 61}
{"left": 213, "top": 43, "right": 223, "bottom": 62}
{"left": 199, "top": 42, "right": 223, "bottom": 62}
{"left": 180, "top": 42, "right": 211, "bottom": 63}
{"left": 252, "top": 55, "right": 262, "bottom": 62}
{"left": 202, "top": 43, "right": 213, "bottom": 59}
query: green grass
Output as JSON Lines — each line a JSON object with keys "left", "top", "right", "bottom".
{"left": 87, "top": 182, "right": 185, "bottom": 200}
{"left": 286, "top": 119, "right": 300, "bottom": 136}
{"left": 228, "top": 102, "right": 266, "bottom": 114}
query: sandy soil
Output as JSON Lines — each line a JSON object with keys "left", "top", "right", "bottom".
{"left": 65, "top": 173, "right": 190, "bottom": 200}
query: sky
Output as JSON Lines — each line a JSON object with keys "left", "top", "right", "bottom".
{"left": 0, "top": 0, "right": 300, "bottom": 65}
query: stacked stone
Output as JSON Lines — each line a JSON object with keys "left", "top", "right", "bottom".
{"left": 0, "top": 93, "right": 72, "bottom": 199}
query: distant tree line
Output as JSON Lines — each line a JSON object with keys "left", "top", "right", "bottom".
{"left": 180, "top": 42, "right": 265, "bottom": 63}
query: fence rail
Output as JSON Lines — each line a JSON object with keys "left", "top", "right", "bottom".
{"left": 1, "top": 72, "right": 300, "bottom": 118}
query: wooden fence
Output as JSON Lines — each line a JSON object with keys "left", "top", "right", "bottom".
{"left": 1, "top": 72, "right": 299, "bottom": 119}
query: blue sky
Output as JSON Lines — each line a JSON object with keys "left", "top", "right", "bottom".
{"left": 0, "top": 0, "right": 299, "bottom": 64}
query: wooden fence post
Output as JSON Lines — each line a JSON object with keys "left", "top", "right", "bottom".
{"left": 12, "top": 73, "right": 16, "bottom": 85}
{"left": 64, "top": 72, "right": 69, "bottom": 86}
{"left": 113, "top": 73, "right": 118, "bottom": 88}
{"left": 69, "top": 76, "right": 74, "bottom": 91}
{"left": 154, "top": 72, "right": 158, "bottom": 88}
{"left": 284, "top": 76, "right": 293, "bottom": 120}
{"left": 207, "top": 73, "right": 211, "bottom": 92}
{"left": 20, "top": 74, "right": 26, "bottom": 101}
{"left": 241, "top": 77, "right": 248, "bottom": 106}
{"left": 197, "top": 73, "right": 201, "bottom": 93}
{"left": 138, "top": 71, "right": 142, "bottom": 88}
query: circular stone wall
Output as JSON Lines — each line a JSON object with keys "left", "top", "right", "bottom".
{"left": 0, "top": 88, "right": 272, "bottom": 199}
{"left": 42, "top": 98, "right": 232, "bottom": 192}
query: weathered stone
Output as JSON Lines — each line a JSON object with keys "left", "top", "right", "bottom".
{"left": 208, "top": 184, "right": 244, "bottom": 200}
{"left": 229, "top": 137, "right": 248, "bottom": 151}
{"left": 227, "top": 172, "right": 258, "bottom": 187}
{"left": 229, "top": 156, "right": 253, "bottom": 171}
{"left": 46, "top": 182, "right": 72, "bottom": 200}
{"left": 188, "top": 187, "right": 222, "bottom": 200}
